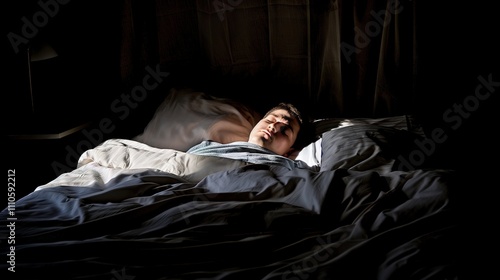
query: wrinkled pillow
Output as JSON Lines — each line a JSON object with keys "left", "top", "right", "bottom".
{"left": 320, "top": 124, "right": 427, "bottom": 173}
{"left": 134, "top": 88, "right": 260, "bottom": 151}
{"left": 313, "top": 115, "right": 426, "bottom": 138}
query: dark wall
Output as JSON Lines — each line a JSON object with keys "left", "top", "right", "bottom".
{"left": 4, "top": 1, "right": 497, "bottom": 164}
{"left": 414, "top": 2, "right": 498, "bottom": 172}
{"left": 4, "top": 0, "right": 123, "bottom": 121}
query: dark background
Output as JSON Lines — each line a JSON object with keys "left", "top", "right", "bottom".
{"left": 1, "top": 1, "right": 498, "bottom": 275}
{"left": 2, "top": 0, "right": 498, "bottom": 224}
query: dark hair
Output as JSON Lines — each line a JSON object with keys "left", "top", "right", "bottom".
{"left": 264, "top": 103, "right": 313, "bottom": 150}
{"left": 264, "top": 103, "right": 303, "bottom": 125}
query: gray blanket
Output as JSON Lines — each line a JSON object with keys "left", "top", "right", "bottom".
{"left": 0, "top": 125, "right": 461, "bottom": 280}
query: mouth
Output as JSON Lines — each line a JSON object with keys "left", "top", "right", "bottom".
{"left": 262, "top": 130, "right": 273, "bottom": 140}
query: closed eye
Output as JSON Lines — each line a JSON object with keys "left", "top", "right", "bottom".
{"left": 280, "top": 125, "right": 290, "bottom": 135}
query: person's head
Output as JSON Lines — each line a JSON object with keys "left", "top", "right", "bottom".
{"left": 248, "top": 103, "right": 304, "bottom": 156}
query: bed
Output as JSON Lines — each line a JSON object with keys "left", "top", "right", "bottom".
{"left": 1, "top": 88, "right": 462, "bottom": 280}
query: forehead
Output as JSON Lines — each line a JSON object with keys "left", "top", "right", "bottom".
{"left": 266, "top": 109, "right": 299, "bottom": 127}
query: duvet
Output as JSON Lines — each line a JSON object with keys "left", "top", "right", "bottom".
{"left": 0, "top": 124, "right": 460, "bottom": 280}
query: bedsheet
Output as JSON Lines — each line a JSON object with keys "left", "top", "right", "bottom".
{"left": 2, "top": 167, "right": 458, "bottom": 279}
{"left": 35, "top": 139, "right": 251, "bottom": 190}
{"left": 0, "top": 125, "right": 460, "bottom": 280}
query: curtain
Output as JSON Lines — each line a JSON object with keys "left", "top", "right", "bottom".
{"left": 118, "top": 0, "right": 417, "bottom": 119}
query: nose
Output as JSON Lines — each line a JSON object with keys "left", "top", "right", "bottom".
{"left": 268, "top": 122, "right": 285, "bottom": 133}
{"left": 267, "top": 123, "right": 277, "bottom": 133}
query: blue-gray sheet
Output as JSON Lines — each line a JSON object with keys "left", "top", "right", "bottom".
{"left": 0, "top": 125, "right": 461, "bottom": 280}
{"left": 187, "top": 140, "right": 315, "bottom": 170}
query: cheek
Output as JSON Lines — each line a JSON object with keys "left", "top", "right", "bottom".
{"left": 254, "top": 122, "right": 267, "bottom": 130}
{"left": 275, "top": 135, "right": 292, "bottom": 147}
{"left": 251, "top": 123, "right": 264, "bottom": 133}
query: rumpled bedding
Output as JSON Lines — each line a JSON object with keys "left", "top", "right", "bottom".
{"left": 35, "top": 138, "right": 251, "bottom": 190}
{"left": 0, "top": 125, "right": 460, "bottom": 280}
{"left": 187, "top": 140, "right": 316, "bottom": 170}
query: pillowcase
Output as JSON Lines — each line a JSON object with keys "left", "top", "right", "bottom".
{"left": 313, "top": 115, "right": 426, "bottom": 138}
{"left": 133, "top": 88, "right": 260, "bottom": 151}
{"left": 292, "top": 138, "right": 322, "bottom": 167}
{"left": 320, "top": 124, "right": 427, "bottom": 173}
{"left": 292, "top": 115, "right": 424, "bottom": 168}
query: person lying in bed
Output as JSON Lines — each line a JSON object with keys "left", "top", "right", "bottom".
{"left": 187, "top": 103, "right": 317, "bottom": 170}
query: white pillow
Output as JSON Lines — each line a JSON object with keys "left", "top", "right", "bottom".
{"left": 294, "top": 138, "right": 322, "bottom": 167}
{"left": 134, "top": 88, "right": 260, "bottom": 151}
